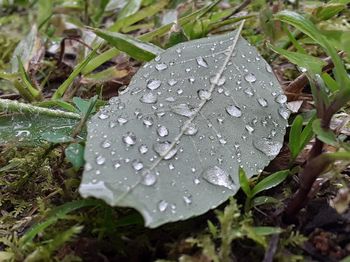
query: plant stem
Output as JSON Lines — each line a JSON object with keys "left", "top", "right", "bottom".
{"left": 0, "top": 98, "right": 81, "bottom": 119}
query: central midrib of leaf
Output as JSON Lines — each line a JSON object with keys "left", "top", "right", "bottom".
{"left": 116, "top": 20, "right": 246, "bottom": 202}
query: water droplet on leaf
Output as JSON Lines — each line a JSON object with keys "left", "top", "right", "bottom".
{"left": 202, "top": 166, "right": 236, "bottom": 190}
{"left": 226, "top": 105, "right": 242, "bottom": 117}
{"left": 122, "top": 132, "right": 137, "bottom": 145}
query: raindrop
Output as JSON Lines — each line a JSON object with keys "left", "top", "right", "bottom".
{"left": 158, "top": 200, "right": 168, "bottom": 212}
{"left": 143, "top": 116, "right": 154, "bottom": 127}
{"left": 198, "top": 89, "right": 211, "bottom": 100}
{"left": 188, "top": 77, "right": 195, "bottom": 83}
{"left": 202, "top": 166, "right": 236, "bottom": 190}
{"left": 101, "top": 140, "right": 111, "bottom": 148}
{"left": 147, "top": 79, "right": 161, "bottom": 90}
{"left": 194, "top": 178, "right": 200, "bottom": 184}
{"left": 183, "top": 122, "right": 198, "bottom": 136}
{"left": 142, "top": 171, "right": 157, "bottom": 186}
{"left": 122, "top": 132, "right": 137, "bottom": 145}
{"left": 244, "top": 88, "right": 254, "bottom": 97}
{"left": 96, "top": 155, "right": 106, "bottom": 165}
{"left": 169, "top": 163, "right": 175, "bottom": 170}
{"left": 275, "top": 94, "right": 287, "bottom": 104}
{"left": 140, "top": 92, "right": 157, "bottom": 104}
{"left": 244, "top": 73, "right": 257, "bottom": 83}
{"left": 117, "top": 115, "right": 128, "bottom": 125}
{"left": 98, "top": 113, "right": 109, "bottom": 120}
{"left": 245, "top": 125, "right": 255, "bottom": 134}
{"left": 210, "top": 75, "right": 226, "bottom": 86}
{"left": 219, "top": 138, "right": 227, "bottom": 145}
{"left": 155, "top": 63, "right": 167, "bottom": 71}
{"left": 253, "top": 138, "right": 282, "bottom": 157}
{"left": 153, "top": 141, "right": 178, "bottom": 160}
{"left": 226, "top": 105, "right": 242, "bottom": 117}
{"left": 165, "top": 96, "right": 175, "bottom": 102}
{"left": 257, "top": 98, "right": 268, "bottom": 107}
{"left": 139, "top": 144, "right": 148, "bottom": 154}
{"left": 266, "top": 64, "right": 273, "bottom": 73}
{"left": 85, "top": 162, "right": 92, "bottom": 171}
{"left": 132, "top": 159, "right": 144, "bottom": 171}
{"left": 196, "top": 56, "right": 208, "bottom": 67}
{"left": 217, "top": 116, "right": 225, "bottom": 124}
{"left": 183, "top": 195, "right": 192, "bottom": 205}
{"left": 168, "top": 79, "right": 178, "bottom": 86}
{"left": 177, "top": 89, "right": 183, "bottom": 95}
{"left": 157, "top": 126, "right": 169, "bottom": 137}
{"left": 278, "top": 107, "right": 290, "bottom": 120}
{"left": 114, "top": 161, "right": 121, "bottom": 169}
{"left": 171, "top": 104, "right": 196, "bottom": 117}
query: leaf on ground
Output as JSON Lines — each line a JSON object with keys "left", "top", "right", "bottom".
{"left": 0, "top": 114, "right": 78, "bottom": 145}
{"left": 80, "top": 25, "right": 288, "bottom": 228}
{"left": 94, "top": 28, "right": 164, "bottom": 61}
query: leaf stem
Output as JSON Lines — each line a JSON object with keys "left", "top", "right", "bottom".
{"left": 0, "top": 98, "right": 81, "bottom": 119}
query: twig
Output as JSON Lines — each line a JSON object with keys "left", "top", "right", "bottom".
{"left": 263, "top": 234, "right": 280, "bottom": 262}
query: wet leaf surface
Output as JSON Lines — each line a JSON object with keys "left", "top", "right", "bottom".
{"left": 80, "top": 28, "right": 288, "bottom": 227}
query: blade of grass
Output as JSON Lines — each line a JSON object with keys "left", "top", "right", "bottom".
{"left": 93, "top": 29, "right": 164, "bottom": 61}
{"left": 274, "top": 10, "right": 350, "bottom": 89}
{"left": 82, "top": 0, "right": 221, "bottom": 75}
{"left": 17, "top": 57, "right": 42, "bottom": 101}
{"left": 251, "top": 170, "right": 289, "bottom": 197}
{"left": 109, "top": 0, "right": 168, "bottom": 32}
{"left": 52, "top": 47, "right": 98, "bottom": 100}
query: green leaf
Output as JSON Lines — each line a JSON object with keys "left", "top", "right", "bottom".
{"left": 252, "top": 226, "right": 283, "bottom": 236}
{"left": 73, "top": 97, "right": 97, "bottom": 115}
{"left": 251, "top": 170, "right": 289, "bottom": 197}
{"left": 322, "top": 72, "right": 340, "bottom": 92}
{"left": 312, "top": 118, "right": 337, "bottom": 146}
{"left": 110, "top": 0, "right": 168, "bottom": 32}
{"left": 17, "top": 57, "right": 42, "bottom": 100}
{"left": 313, "top": 3, "right": 346, "bottom": 21}
{"left": 82, "top": 0, "right": 220, "bottom": 75}
{"left": 340, "top": 256, "right": 350, "bottom": 262}
{"left": 274, "top": 10, "right": 350, "bottom": 90}
{"left": 0, "top": 114, "right": 78, "bottom": 145}
{"left": 268, "top": 44, "right": 326, "bottom": 74}
{"left": 35, "top": 100, "right": 78, "bottom": 113}
{"left": 65, "top": 143, "right": 85, "bottom": 169}
{"left": 239, "top": 167, "right": 252, "bottom": 198}
{"left": 93, "top": 28, "right": 164, "bottom": 61}
{"left": 52, "top": 48, "right": 98, "bottom": 100}
{"left": 289, "top": 115, "right": 304, "bottom": 160}
{"left": 37, "top": 0, "right": 53, "bottom": 28}
{"left": 0, "top": 99, "right": 80, "bottom": 145}
{"left": 40, "top": 132, "right": 74, "bottom": 143}
{"left": 251, "top": 196, "right": 280, "bottom": 207}
{"left": 83, "top": 66, "right": 129, "bottom": 83}
{"left": 299, "top": 113, "right": 315, "bottom": 153}
{"left": 118, "top": 0, "right": 142, "bottom": 21}
{"left": 80, "top": 24, "right": 288, "bottom": 228}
